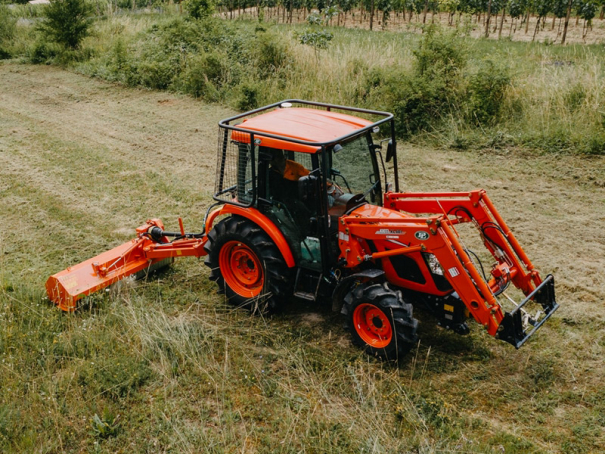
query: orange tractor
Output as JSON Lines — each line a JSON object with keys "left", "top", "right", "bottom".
{"left": 46, "top": 100, "right": 558, "bottom": 359}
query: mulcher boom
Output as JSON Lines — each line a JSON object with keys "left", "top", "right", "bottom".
{"left": 45, "top": 219, "right": 208, "bottom": 311}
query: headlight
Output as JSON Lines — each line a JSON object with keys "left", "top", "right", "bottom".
{"left": 424, "top": 253, "right": 444, "bottom": 276}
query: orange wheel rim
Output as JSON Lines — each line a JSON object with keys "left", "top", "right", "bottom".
{"left": 219, "top": 241, "right": 263, "bottom": 298}
{"left": 353, "top": 303, "right": 392, "bottom": 348}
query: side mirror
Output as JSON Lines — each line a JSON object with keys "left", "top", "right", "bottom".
{"left": 385, "top": 139, "right": 395, "bottom": 163}
{"left": 298, "top": 174, "right": 320, "bottom": 203}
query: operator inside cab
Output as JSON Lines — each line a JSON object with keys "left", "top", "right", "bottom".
{"left": 269, "top": 150, "right": 309, "bottom": 181}
{"left": 268, "top": 148, "right": 343, "bottom": 210}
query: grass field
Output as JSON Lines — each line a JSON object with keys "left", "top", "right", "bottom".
{"left": 1, "top": 62, "right": 604, "bottom": 452}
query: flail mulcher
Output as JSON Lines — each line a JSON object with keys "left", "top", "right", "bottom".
{"left": 47, "top": 100, "right": 559, "bottom": 360}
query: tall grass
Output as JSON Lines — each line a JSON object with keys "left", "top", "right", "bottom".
{"left": 0, "top": 275, "right": 504, "bottom": 452}
{"left": 5, "top": 11, "right": 605, "bottom": 153}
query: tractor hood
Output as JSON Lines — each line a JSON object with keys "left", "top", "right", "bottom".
{"left": 348, "top": 202, "right": 413, "bottom": 221}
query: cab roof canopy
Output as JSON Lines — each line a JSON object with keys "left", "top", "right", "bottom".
{"left": 230, "top": 106, "right": 374, "bottom": 153}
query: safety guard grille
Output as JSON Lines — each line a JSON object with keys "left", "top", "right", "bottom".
{"left": 214, "top": 128, "right": 255, "bottom": 207}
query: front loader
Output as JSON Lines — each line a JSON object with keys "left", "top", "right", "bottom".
{"left": 46, "top": 100, "right": 559, "bottom": 359}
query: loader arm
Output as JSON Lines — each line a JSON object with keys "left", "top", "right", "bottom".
{"left": 385, "top": 190, "right": 541, "bottom": 295}
{"left": 337, "top": 189, "right": 559, "bottom": 347}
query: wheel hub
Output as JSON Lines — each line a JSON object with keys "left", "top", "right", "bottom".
{"left": 352, "top": 303, "right": 393, "bottom": 348}
{"left": 219, "top": 241, "right": 264, "bottom": 297}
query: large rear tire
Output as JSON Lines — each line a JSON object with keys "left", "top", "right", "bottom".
{"left": 204, "top": 216, "right": 291, "bottom": 313}
{"left": 342, "top": 282, "right": 418, "bottom": 360}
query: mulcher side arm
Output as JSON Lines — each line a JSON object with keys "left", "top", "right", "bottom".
{"left": 46, "top": 219, "right": 210, "bottom": 311}
{"left": 45, "top": 204, "right": 298, "bottom": 311}
{"left": 338, "top": 189, "right": 559, "bottom": 347}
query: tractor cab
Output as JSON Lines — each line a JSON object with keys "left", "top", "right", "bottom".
{"left": 214, "top": 100, "right": 396, "bottom": 275}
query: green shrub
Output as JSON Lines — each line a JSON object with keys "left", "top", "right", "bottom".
{"left": 413, "top": 25, "right": 467, "bottom": 82}
{"left": 390, "top": 75, "right": 454, "bottom": 138}
{"left": 354, "top": 66, "right": 393, "bottom": 104}
{"left": 255, "top": 31, "right": 291, "bottom": 77}
{"left": 467, "top": 60, "right": 511, "bottom": 125}
{"left": 38, "top": 0, "right": 94, "bottom": 50}
{"left": 134, "top": 60, "right": 175, "bottom": 90}
{"left": 364, "top": 28, "right": 467, "bottom": 138}
{"left": 108, "top": 38, "right": 128, "bottom": 73}
{"left": 0, "top": 5, "right": 17, "bottom": 59}
{"left": 186, "top": 0, "right": 214, "bottom": 20}
{"left": 27, "top": 39, "right": 61, "bottom": 64}
{"left": 297, "top": 29, "right": 333, "bottom": 50}
{"left": 237, "top": 82, "right": 260, "bottom": 111}
{"left": 178, "top": 52, "right": 230, "bottom": 100}
{"left": 83, "top": 17, "right": 292, "bottom": 109}
{"left": 121, "top": 19, "right": 200, "bottom": 88}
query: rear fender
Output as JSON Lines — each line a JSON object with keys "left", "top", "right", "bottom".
{"left": 211, "top": 204, "right": 296, "bottom": 268}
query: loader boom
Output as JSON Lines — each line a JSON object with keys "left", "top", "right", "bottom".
{"left": 337, "top": 189, "right": 558, "bottom": 346}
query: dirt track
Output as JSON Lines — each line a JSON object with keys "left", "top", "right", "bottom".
{"left": 1, "top": 62, "right": 605, "bottom": 450}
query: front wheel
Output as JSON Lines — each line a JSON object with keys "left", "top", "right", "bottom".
{"left": 342, "top": 282, "right": 418, "bottom": 360}
{"left": 204, "top": 216, "right": 292, "bottom": 313}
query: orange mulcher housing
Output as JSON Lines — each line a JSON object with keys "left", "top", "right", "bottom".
{"left": 47, "top": 100, "right": 558, "bottom": 360}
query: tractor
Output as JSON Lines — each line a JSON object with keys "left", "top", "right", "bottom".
{"left": 46, "top": 100, "right": 559, "bottom": 360}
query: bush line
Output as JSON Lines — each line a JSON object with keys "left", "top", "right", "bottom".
{"left": 1, "top": 4, "right": 604, "bottom": 155}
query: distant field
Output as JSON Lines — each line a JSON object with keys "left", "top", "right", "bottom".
{"left": 229, "top": 8, "right": 605, "bottom": 45}
{"left": 1, "top": 62, "right": 604, "bottom": 452}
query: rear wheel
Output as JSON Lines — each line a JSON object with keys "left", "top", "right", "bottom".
{"left": 342, "top": 282, "right": 418, "bottom": 360}
{"left": 204, "top": 216, "right": 291, "bottom": 313}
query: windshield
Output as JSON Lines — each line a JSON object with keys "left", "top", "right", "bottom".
{"left": 329, "top": 133, "right": 381, "bottom": 204}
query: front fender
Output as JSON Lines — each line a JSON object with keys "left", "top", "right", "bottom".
{"left": 331, "top": 269, "right": 386, "bottom": 312}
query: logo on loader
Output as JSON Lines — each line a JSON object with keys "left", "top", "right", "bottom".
{"left": 375, "top": 229, "right": 404, "bottom": 235}
{"left": 414, "top": 231, "right": 430, "bottom": 241}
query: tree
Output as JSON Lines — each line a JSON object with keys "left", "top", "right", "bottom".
{"left": 439, "top": 0, "right": 461, "bottom": 25}
{"left": 186, "top": 0, "right": 215, "bottom": 19}
{"left": 38, "top": 0, "right": 94, "bottom": 50}
{"left": 561, "top": 0, "right": 573, "bottom": 43}
{"left": 533, "top": 0, "right": 552, "bottom": 41}
{"left": 578, "top": 0, "right": 598, "bottom": 38}
{"left": 296, "top": 10, "right": 335, "bottom": 60}
{"left": 508, "top": 0, "right": 526, "bottom": 35}
{"left": 552, "top": 0, "right": 568, "bottom": 34}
